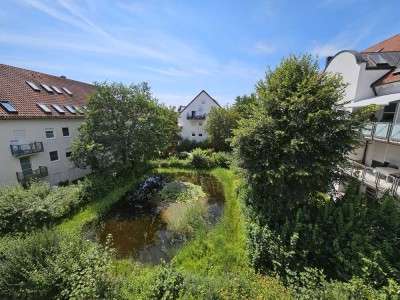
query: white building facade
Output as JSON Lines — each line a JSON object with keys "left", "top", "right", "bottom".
{"left": 0, "top": 64, "right": 94, "bottom": 186}
{"left": 325, "top": 33, "right": 400, "bottom": 195}
{"left": 178, "top": 90, "right": 221, "bottom": 142}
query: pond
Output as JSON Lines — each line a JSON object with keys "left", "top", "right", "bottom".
{"left": 84, "top": 173, "right": 225, "bottom": 264}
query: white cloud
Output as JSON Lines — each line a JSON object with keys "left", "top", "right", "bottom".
{"left": 247, "top": 41, "right": 276, "bottom": 55}
{"left": 311, "top": 44, "right": 342, "bottom": 58}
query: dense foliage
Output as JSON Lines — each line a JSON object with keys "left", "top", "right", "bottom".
{"left": 204, "top": 105, "right": 240, "bottom": 151}
{"left": 0, "top": 229, "right": 115, "bottom": 299}
{"left": 175, "top": 137, "right": 211, "bottom": 152}
{"left": 0, "top": 176, "right": 113, "bottom": 235}
{"left": 232, "top": 53, "right": 400, "bottom": 295}
{"left": 232, "top": 54, "right": 370, "bottom": 220}
{"left": 159, "top": 181, "right": 205, "bottom": 203}
{"left": 71, "top": 82, "right": 180, "bottom": 178}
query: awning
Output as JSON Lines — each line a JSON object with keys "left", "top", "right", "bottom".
{"left": 344, "top": 92, "right": 400, "bottom": 108}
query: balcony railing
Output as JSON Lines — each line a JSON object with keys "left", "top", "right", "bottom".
{"left": 344, "top": 160, "right": 400, "bottom": 195}
{"left": 362, "top": 122, "right": 400, "bottom": 143}
{"left": 16, "top": 166, "right": 48, "bottom": 183}
{"left": 10, "top": 142, "right": 44, "bottom": 156}
{"left": 187, "top": 113, "right": 206, "bottom": 120}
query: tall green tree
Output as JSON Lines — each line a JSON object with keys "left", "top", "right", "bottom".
{"left": 233, "top": 93, "right": 258, "bottom": 119}
{"left": 204, "top": 105, "right": 240, "bottom": 151}
{"left": 232, "top": 54, "right": 367, "bottom": 221}
{"left": 71, "top": 82, "right": 179, "bottom": 177}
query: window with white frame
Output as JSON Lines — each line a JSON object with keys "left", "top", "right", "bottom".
{"left": 45, "top": 128, "right": 55, "bottom": 139}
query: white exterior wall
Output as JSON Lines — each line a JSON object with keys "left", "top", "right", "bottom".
{"left": 375, "top": 82, "right": 400, "bottom": 96}
{"left": 178, "top": 91, "right": 220, "bottom": 142}
{"left": 0, "top": 119, "right": 90, "bottom": 186}
{"left": 325, "top": 52, "right": 362, "bottom": 103}
{"left": 326, "top": 52, "right": 388, "bottom": 103}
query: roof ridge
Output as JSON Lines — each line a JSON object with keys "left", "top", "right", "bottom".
{"left": 0, "top": 63, "right": 94, "bottom": 87}
{"left": 362, "top": 33, "right": 400, "bottom": 53}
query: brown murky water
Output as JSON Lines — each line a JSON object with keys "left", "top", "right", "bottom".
{"left": 86, "top": 173, "right": 225, "bottom": 264}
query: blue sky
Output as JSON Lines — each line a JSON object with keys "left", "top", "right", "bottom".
{"left": 1, "top": 0, "right": 398, "bottom": 107}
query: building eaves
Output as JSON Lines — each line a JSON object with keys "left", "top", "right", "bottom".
{"left": 178, "top": 90, "right": 221, "bottom": 115}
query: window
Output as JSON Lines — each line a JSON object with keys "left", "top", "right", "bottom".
{"left": 381, "top": 102, "right": 397, "bottom": 122}
{"left": 62, "top": 127, "right": 70, "bottom": 137}
{"left": 199, "top": 122, "right": 202, "bottom": 126}
{"left": 199, "top": 133, "right": 203, "bottom": 137}
{"left": 37, "top": 103, "right": 52, "bottom": 114}
{"left": 72, "top": 106, "right": 84, "bottom": 114}
{"left": 52, "top": 104, "right": 65, "bottom": 114}
{"left": 51, "top": 86, "right": 63, "bottom": 94}
{"left": 65, "top": 149, "right": 72, "bottom": 158}
{"left": 40, "top": 83, "right": 53, "bottom": 93}
{"left": 64, "top": 105, "right": 76, "bottom": 114}
{"left": 49, "top": 150, "right": 59, "bottom": 162}
{"left": 45, "top": 128, "right": 55, "bottom": 139}
{"left": 62, "top": 87, "right": 73, "bottom": 96}
{"left": 26, "top": 81, "right": 40, "bottom": 91}
{"left": 0, "top": 101, "right": 18, "bottom": 113}
{"left": 192, "top": 133, "right": 195, "bottom": 136}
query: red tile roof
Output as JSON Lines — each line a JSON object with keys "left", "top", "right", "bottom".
{"left": 372, "top": 67, "right": 400, "bottom": 87}
{"left": 0, "top": 64, "right": 95, "bottom": 119}
{"left": 362, "top": 33, "right": 400, "bottom": 53}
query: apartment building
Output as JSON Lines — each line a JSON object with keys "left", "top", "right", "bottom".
{"left": 178, "top": 90, "right": 221, "bottom": 142}
{"left": 0, "top": 64, "right": 95, "bottom": 186}
{"left": 325, "top": 33, "right": 400, "bottom": 195}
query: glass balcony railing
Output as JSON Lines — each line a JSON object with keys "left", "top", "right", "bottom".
{"left": 374, "top": 122, "right": 390, "bottom": 139}
{"left": 10, "top": 142, "right": 44, "bottom": 156}
{"left": 16, "top": 166, "right": 48, "bottom": 183}
{"left": 362, "top": 124, "right": 374, "bottom": 138}
{"left": 390, "top": 124, "right": 400, "bottom": 141}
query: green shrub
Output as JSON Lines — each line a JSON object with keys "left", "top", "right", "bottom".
{"left": 0, "top": 229, "right": 115, "bottom": 299}
{"left": 189, "top": 148, "right": 211, "bottom": 169}
{"left": 0, "top": 175, "right": 117, "bottom": 234}
{"left": 159, "top": 181, "right": 205, "bottom": 203}
{"left": 176, "top": 138, "right": 211, "bottom": 152}
{"left": 163, "top": 201, "right": 209, "bottom": 235}
{"left": 210, "top": 151, "right": 232, "bottom": 168}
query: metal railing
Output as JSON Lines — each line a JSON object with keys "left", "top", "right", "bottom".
{"left": 10, "top": 142, "right": 44, "bottom": 156}
{"left": 16, "top": 166, "right": 48, "bottom": 183}
{"left": 363, "top": 122, "right": 400, "bottom": 143}
{"left": 345, "top": 160, "right": 400, "bottom": 195}
{"left": 187, "top": 113, "right": 206, "bottom": 120}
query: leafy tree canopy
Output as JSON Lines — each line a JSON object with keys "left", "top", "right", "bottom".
{"left": 204, "top": 105, "right": 240, "bottom": 151}
{"left": 232, "top": 54, "right": 368, "bottom": 220}
{"left": 71, "top": 82, "right": 180, "bottom": 177}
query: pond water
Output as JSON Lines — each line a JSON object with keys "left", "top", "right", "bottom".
{"left": 85, "top": 173, "right": 225, "bottom": 264}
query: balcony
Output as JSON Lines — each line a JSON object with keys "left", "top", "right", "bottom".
{"left": 344, "top": 160, "right": 400, "bottom": 195}
{"left": 187, "top": 113, "right": 206, "bottom": 120}
{"left": 10, "top": 142, "right": 44, "bottom": 156}
{"left": 362, "top": 122, "right": 400, "bottom": 143}
{"left": 16, "top": 166, "right": 48, "bottom": 183}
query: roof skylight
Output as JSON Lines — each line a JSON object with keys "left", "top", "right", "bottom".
{"left": 0, "top": 101, "right": 18, "bottom": 113}
{"left": 393, "top": 67, "right": 400, "bottom": 75}
{"left": 40, "top": 84, "right": 54, "bottom": 93}
{"left": 26, "top": 81, "right": 40, "bottom": 91}
{"left": 62, "top": 87, "right": 73, "bottom": 96}
{"left": 72, "top": 105, "right": 84, "bottom": 114}
{"left": 37, "top": 103, "right": 52, "bottom": 114}
{"left": 64, "top": 105, "right": 76, "bottom": 114}
{"left": 369, "top": 55, "right": 389, "bottom": 65}
{"left": 52, "top": 104, "right": 65, "bottom": 114}
{"left": 51, "top": 86, "right": 63, "bottom": 94}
